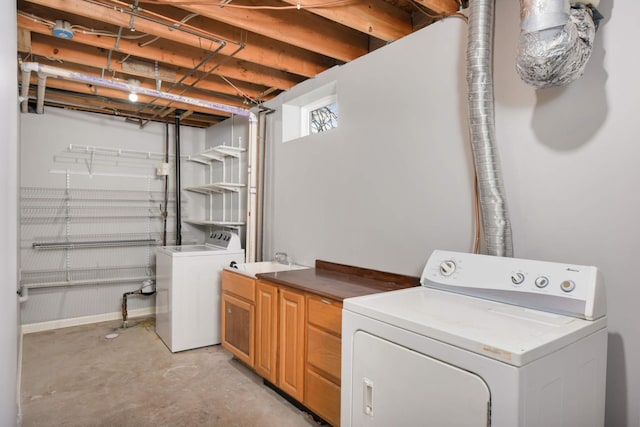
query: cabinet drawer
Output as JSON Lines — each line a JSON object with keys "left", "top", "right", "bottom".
{"left": 307, "top": 296, "right": 342, "bottom": 336}
{"left": 305, "top": 368, "right": 341, "bottom": 427}
{"left": 307, "top": 325, "right": 341, "bottom": 381}
{"left": 222, "top": 270, "right": 255, "bottom": 302}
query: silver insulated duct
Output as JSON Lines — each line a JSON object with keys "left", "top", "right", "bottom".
{"left": 467, "top": 0, "right": 513, "bottom": 257}
{"left": 516, "top": 0, "right": 600, "bottom": 88}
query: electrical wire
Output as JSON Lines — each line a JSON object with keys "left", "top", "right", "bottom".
{"left": 405, "top": 0, "right": 467, "bottom": 22}
{"left": 218, "top": 75, "right": 261, "bottom": 105}
{"left": 138, "top": 12, "right": 200, "bottom": 47}
{"left": 139, "top": 0, "right": 356, "bottom": 10}
{"left": 473, "top": 171, "right": 481, "bottom": 254}
{"left": 17, "top": 10, "right": 146, "bottom": 39}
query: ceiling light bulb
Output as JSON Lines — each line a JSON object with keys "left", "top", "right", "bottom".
{"left": 128, "top": 92, "right": 138, "bottom": 102}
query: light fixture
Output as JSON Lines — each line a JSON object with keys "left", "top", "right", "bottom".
{"left": 127, "top": 79, "right": 141, "bottom": 102}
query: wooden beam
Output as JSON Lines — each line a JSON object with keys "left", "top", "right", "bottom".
{"left": 24, "top": 0, "right": 241, "bottom": 57}
{"left": 143, "top": 0, "right": 370, "bottom": 62}
{"left": 23, "top": 37, "right": 249, "bottom": 109}
{"left": 18, "top": 28, "right": 31, "bottom": 52}
{"left": 21, "top": 31, "right": 270, "bottom": 102}
{"left": 278, "top": 0, "right": 413, "bottom": 42}
{"left": 412, "top": 0, "right": 460, "bottom": 15}
{"left": 27, "top": 74, "right": 234, "bottom": 117}
{"left": 144, "top": 6, "right": 337, "bottom": 77}
{"left": 180, "top": 110, "right": 194, "bottom": 120}
{"left": 18, "top": 13, "right": 302, "bottom": 91}
{"left": 22, "top": 0, "right": 334, "bottom": 78}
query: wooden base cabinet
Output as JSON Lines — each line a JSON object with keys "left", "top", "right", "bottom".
{"left": 278, "top": 288, "right": 306, "bottom": 402}
{"left": 255, "top": 281, "right": 278, "bottom": 383}
{"left": 305, "top": 295, "right": 343, "bottom": 426}
{"left": 221, "top": 270, "right": 255, "bottom": 367}
{"left": 253, "top": 280, "right": 343, "bottom": 426}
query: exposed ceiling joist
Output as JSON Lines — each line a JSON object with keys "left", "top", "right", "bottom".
{"left": 17, "top": 0, "right": 461, "bottom": 127}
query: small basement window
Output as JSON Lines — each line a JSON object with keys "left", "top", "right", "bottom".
{"left": 282, "top": 82, "right": 337, "bottom": 142}
{"left": 303, "top": 96, "right": 338, "bottom": 135}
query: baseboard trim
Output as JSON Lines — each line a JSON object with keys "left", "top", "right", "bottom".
{"left": 21, "top": 307, "right": 155, "bottom": 334}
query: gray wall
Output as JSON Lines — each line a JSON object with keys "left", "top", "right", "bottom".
{"left": 264, "top": 18, "right": 472, "bottom": 271}
{"left": 2, "top": 0, "right": 19, "bottom": 422}
{"left": 264, "top": 3, "right": 638, "bottom": 426}
{"left": 19, "top": 109, "right": 206, "bottom": 326}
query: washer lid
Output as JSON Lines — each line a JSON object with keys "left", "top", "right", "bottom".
{"left": 343, "top": 286, "right": 606, "bottom": 367}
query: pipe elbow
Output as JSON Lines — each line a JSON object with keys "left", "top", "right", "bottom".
{"left": 517, "top": 1, "right": 598, "bottom": 88}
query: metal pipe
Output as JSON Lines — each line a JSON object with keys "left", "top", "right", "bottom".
{"left": 82, "top": 0, "right": 233, "bottom": 47}
{"left": 256, "top": 107, "right": 276, "bottom": 262}
{"left": 175, "top": 116, "right": 182, "bottom": 245}
{"left": 22, "top": 276, "right": 154, "bottom": 290}
{"left": 163, "top": 123, "right": 169, "bottom": 246}
{"left": 32, "top": 239, "right": 157, "bottom": 250}
{"left": 466, "top": 0, "right": 513, "bottom": 257}
{"left": 245, "top": 112, "right": 258, "bottom": 262}
{"left": 20, "top": 62, "right": 253, "bottom": 118}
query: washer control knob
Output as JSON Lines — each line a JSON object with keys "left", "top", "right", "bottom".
{"left": 561, "top": 280, "right": 576, "bottom": 293}
{"left": 439, "top": 260, "right": 456, "bottom": 276}
{"left": 535, "top": 276, "right": 549, "bottom": 288}
{"left": 511, "top": 272, "right": 525, "bottom": 285}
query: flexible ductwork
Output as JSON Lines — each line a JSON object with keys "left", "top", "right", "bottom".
{"left": 467, "top": 0, "right": 513, "bottom": 257}
{"left": 516, "top": 0, "right": 600, "bottom": 88}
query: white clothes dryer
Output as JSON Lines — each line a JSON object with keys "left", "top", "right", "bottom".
{"left": 341, "top": 250, "right": 607, "bottom": 427}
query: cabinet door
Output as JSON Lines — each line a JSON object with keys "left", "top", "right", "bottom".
{"left": 221, "top": 292, "right": 254, "bottom": 367}
{"left": 255, "top": 281, "right": 278, "bottom": 383}
{"left": 278, "top": 288, "right": 306, "bottom": 401}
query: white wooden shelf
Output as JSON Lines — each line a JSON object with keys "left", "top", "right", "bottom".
{"left": 187, "top": 145, "right": 246, "bottom": 164}
{"left": 186, "top": 182, "right": 245, "bottom": 194}
{"left": 184, "top": 219, "right": 246, "bottom": 227}
{"left": 185, "top": 141, "right": 246, "bottom": 229}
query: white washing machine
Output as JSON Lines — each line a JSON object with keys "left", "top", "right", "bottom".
{"left": 155, "top": 231, "right": 244, "bottom": 352}
{"left": 341, "top": 250, "right": 607, "bottom": 427}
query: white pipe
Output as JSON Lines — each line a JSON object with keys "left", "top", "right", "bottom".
{"left": 20, "top": 62, "right": 253, "bottom": 118}
{"left": 245, "top": 112, "right": 258, "bottom": 262}
{"left": 20, "top": 69, "right": 30, "bottom": 113}
{"left": 36, "top": 74, "right": 47, "bottom": 114}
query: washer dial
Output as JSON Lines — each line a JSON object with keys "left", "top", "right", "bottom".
{"left": 535, "top": 276, "right": 549, "bottom": 288}
{"left": 439, "top": 260, "right": 456, "bottom": 276}
{"left": 561, "top": 280, "right": 576, "bottom": 292}
{"left": 511, "top": 272, "right": 525, "bottom": 285}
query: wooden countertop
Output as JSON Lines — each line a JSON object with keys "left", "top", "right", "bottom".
{"left": 256, "top": 260, "right": 419, "bottom": 301}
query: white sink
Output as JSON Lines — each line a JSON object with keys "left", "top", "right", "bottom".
{"left": 225, "top": 261, "right": 310, "bottom": 279}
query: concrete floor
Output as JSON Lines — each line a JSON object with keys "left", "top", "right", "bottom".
{"left": 20, "top": 317, "right": 319, "bottom": 427}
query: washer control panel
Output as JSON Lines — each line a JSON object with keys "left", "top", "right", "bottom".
{"left": 422, "top": 250, "right": 606, "bottom": 320}
{"left": 206, "top": 230, "right": 242, "bottom": 250}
